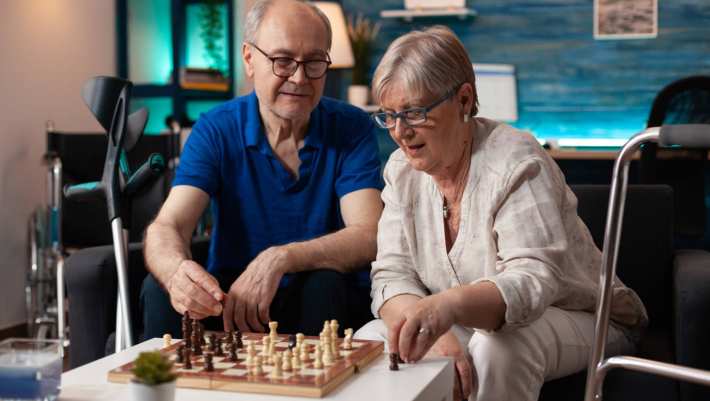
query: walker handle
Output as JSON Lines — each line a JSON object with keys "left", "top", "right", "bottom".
{"left": 659, "top": 124, "right": 710, "bottom": 148}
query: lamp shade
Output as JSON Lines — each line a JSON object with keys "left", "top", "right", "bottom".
{"left": 313, "top": 2, "right": 354, "bottom": 69}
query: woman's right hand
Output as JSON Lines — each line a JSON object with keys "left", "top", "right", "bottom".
{"left": 426, "top": 331, "right": 474, "bottom": 401}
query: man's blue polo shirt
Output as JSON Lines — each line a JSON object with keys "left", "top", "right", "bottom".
{"left": 173, "top": 92, "right": 383, "bottom": 282}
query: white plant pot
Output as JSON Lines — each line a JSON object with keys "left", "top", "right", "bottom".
{"left": 130, "top": 380, "right": 176, "bottom": 401}
{"left": 348, "top": 85, "right": 369, "bottom": 107}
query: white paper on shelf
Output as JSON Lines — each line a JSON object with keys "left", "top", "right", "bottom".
{"left": 473, "top": 64, "right": 518, "bottom": 122}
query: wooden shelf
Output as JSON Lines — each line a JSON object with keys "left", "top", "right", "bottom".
{"left": 380, "top": 7, "right": 477, "bottom": 21}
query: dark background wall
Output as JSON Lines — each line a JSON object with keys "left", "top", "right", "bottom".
{"left": 341, "top": 0, "right": 710, "bottom": 144}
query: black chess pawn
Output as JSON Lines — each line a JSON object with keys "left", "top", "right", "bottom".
{"left": 184, "top": 348, "right": 192, "bottom": 369}
{"left": 215, "top": 337, "right": 224, "bottom": 357}
{"left": 235, "top": 331, "right": 243, "bottom": 349}
{"left": 192, "top": 334, "right": 202, "bottom": 356}
{"left": 287, "top": 334, "right": 297, "bottom": 350}
{"left": 224, "top": 331, "right": 233, "bottom": 344}
{"left": 176, "top": 345, "right": 185, "bottom": 364}
{"left": 205, "top": 352, "right": 214, "bottom": 372}
{"left": 229, "top": 342, "right": 238, "bottom": 362}
{"left": 389, "top": 353, "right": 400, "bottom": 371}
{"left": 208, "top": 334, "right": 217, "bottom": 352}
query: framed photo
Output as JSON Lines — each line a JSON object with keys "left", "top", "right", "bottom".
{"left": 594, "top": 0, "right": 658, "bottom": 40}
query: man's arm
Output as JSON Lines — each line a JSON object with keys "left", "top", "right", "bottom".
{"left": 144, "top": 185, "right": 224, "bottom": 319}
{"left": 284, "top": 187, "right": 383, "bottom": 273}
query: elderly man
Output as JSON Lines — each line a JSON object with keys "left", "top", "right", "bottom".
{"left": 142, "top": 0, "right": 383, "bottom": 338}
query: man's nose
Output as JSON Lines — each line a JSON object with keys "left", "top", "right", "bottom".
{"left": 289, "top": 63, "right": 308, "bottom": 85}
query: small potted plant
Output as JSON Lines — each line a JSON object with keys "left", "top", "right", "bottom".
{"left": 129, "top": 351, "right": 177, "bottom": 401}
{"left": 347, "top": 13, "right": 381, "bottom": 107}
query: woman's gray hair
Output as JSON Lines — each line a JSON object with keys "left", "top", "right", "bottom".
{"left": 372, "top": 26, "right": 478, "bottom": 116}
{"left": 243, "top": 0, "right": 333, "bottom": 49}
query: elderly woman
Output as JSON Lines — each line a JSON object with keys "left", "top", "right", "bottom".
{"left": 355, "top": 26, "right": 648, "bottom": 401}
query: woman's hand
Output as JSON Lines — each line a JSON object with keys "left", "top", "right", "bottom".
{"left": 388, "top": 292, "right": 456, "bottom": 363}
{"left": 427, "top": 331, "right": 474, "bottom": 401}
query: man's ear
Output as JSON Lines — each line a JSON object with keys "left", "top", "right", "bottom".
{"left": 242, "top": 42, "right": 255, "bottom": 78}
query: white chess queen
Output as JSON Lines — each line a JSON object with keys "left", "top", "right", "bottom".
{"left": 354, "top": 26, "right": 647, "bottom": 401}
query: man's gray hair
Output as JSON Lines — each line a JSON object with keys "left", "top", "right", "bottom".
{"left": 372, "top": 26, "right": 478, "bottom": 116}
{"left": 243, "top": 0, "right": 333, "bottom": 50}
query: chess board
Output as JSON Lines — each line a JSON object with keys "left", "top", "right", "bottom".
{"left": 107, "top": 332, "right": 384, "bottom": 398}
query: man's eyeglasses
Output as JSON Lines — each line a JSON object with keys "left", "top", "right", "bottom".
{"left": 372, "top": 85, "right": 461, "bottom": 129}
{"left": 248, "top": 42, "right": 332, "bottom": 80}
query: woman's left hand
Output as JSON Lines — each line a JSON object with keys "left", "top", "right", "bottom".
{"left": 388, "top": 292, "right": 456, "bottom": 363}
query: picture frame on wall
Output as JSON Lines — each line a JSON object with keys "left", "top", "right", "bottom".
{"left": 594, "top": 0, "right": 658, "bottom": 40}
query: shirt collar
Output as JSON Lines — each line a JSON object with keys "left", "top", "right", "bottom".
{"left": 244, "top": 91, "right": 324, "bottom": 151}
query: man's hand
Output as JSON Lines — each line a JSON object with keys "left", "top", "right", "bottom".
{"left": 166, "top": 260, "right": 225, "bottom": 320}
{"left": 427, "top": 331, "right": 474, "bottom": 401}
{"left": 222, "top": 246, "right": 291, "bottom": 332}
{"left": 387, "top": 292, "right": 456, "bottom": 363}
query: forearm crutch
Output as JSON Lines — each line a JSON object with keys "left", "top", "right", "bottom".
{"left": 63, "top": 76, "right": 164, "bottom": 353}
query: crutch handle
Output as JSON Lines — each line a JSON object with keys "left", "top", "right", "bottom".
{"left": 124, "top": 153, "right": 165, "bottom": 197}
{"left": 63, "top": 181, "right": 103, "bottom": 202}
{"left": 659, "top": 124, "right": 710, "bottom": 148}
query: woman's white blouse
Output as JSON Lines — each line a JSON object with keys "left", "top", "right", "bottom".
{"left": 370, "top": 118, "right": 648, "bottom": 331}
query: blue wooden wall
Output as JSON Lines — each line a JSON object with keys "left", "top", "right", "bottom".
{"left": 341, "top": 0, "right": 710, "bottom": 146}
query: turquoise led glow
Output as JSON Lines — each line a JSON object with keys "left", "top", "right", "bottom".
{"left": 128, "top": 0, "right": 173, "bottom": 85}
{"left": 186, "top": 3, "right": 229, "bottom": 74}
{"left": 130, "top": 97, "right": 174, "bottom": 135}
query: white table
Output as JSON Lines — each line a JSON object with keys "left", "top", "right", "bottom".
{"left": 59, "top": 338, "right": 454, "bottom": 401}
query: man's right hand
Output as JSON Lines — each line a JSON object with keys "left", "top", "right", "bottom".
{"left": 166, "top": 260, "right": 225, "bottom": 320}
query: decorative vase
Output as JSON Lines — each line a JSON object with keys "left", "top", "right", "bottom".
{"left": 348, "top": 85, "right": 369, "bottom": 108}
{"left": 129, "top": 379, "right": 176, "bottom": 401}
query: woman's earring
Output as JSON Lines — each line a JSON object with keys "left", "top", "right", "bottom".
{"left": 463, "top": 114, "right": 470, "bottom": 123}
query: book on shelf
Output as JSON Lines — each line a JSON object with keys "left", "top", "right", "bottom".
{"left": 179, "top": 67, "right": 229, "bottom": 91}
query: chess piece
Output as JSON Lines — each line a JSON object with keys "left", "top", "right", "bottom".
{"left": 270, "top": 353, "right": 283, "bottom": 378}
{"left": 323, "top": 346, "right": 334, "bottom": 366}
{"left": 253, "top": 356, "right": 263, "bottom": 375}
{"left": 205, "top": 352, "right": 214, "bottom": 372}
{"left": 208, "top": 333, "right": 217, "bottom": 352}
{"left": 215, "top": 337, "right": 224, "bottom": 357}
{"left": 300, "top": 344, "right": 310, "bottom": 362}
{"left": 269, "top": 321, "right": 278, "bottom": 341}
{"left": 176, "top": 345, "right": 184, "bottom": 364}
{"left": 296, "top": 333, "right": 305, "bottom": 349}
{"left": 389, "top": 352, "right": 400, "bottom": 371}
{"left": 235, "top": 331, "right": 243, "bottom": 349}
{"left": 313, "top": 346, "right": 323, "bottom": 369}
{"left": 184, "top": 348, "right": 192, "bottom": 369}
{"left": 224, "top": 330, "right": 233, "bottom": 344}
{"left": 282, "top": 349, "right": 292, "bottom": 371}
{"left": 330, "top": 319, "right": 339, "bottom": 338}
{"left": 192, "top": 333, "right": 202, "bottom": 356}
{"left": 291, "top": 354, "right": 300, "bottom": 369}
{"left": 344, "top": 328, "right": 353, "bottom": 350}
{"left": 287, "top": 334, "right": 297, "bottom": 350}
{"left": 246, "top": 341, "right": 256, "bottom": 365}
{"left": 229, "top": 342, "right": 238, "bottom": 362}
{"left": 163, "top": 333, "right": 172, "bottom": 348}
{"left": 261, "top": 336, "right": 270, "bottom": 358}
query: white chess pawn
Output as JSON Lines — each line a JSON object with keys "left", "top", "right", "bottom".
{"left": 253, "top": 355, "right": 263, "bottom": 375}
{"left": 261, "top": 336, "right": 270, "bottom": 358}
{"left": 291, "top": 354, "right": 300, "bottom": 369}
{"left": 330, "top": 320, "right": 339, "bottom": 338}
{"left": 282, "top": 350, "right": 292, "bottom": 372}
{"left": 323, "top": 346, "right": 334, "bottom": 366}
{"left": 313, "top": 346, "right": 323, "bottom": 369}
{"left": 344, "top": 328, "right": 353, "bottom": 350}
{"left": 296, "top": 333, "right": 305, "bottom": 348}
{"left": 247, "top": 342, "right": 257, "bottom": 366}
{"left": 270, "top": 353, "right": 283, "bottom": 378}
{"left": 300, "top": 344, "right": 310, "bottom": 362}
{"left": 269, "top": 321, "right": 278, "bottom": 341}
{"left": 163, "top": 334, "right": 172, "bottom": 348}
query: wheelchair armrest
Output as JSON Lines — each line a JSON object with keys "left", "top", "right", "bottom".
{"left": 673, "top": 249, "right": 710, "bottom": 373}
